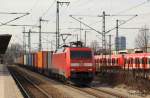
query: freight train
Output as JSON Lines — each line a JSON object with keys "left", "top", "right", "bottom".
{"left": 16, "top": 46, "right": 95, "bottom": 85}
{"left": 94, "top": 53, "right": 150, "bottom": 77}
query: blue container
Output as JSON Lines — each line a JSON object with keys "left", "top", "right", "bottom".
{"left": 28, "top": 54, "right": 32, "bottom": 66}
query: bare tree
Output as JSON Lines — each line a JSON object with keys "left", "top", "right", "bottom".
{"left": 135, "top": 26, "right": 149, "bottom": 52}
{"left": 90, "top": 40, "right": 100, "bottom": 54}
{"left": 4, "top": 43, "right": 23, "bottom": 64}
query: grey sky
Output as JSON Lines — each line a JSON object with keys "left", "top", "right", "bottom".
{"left": 0, "top": 0, "right": 150, "bottom": 50}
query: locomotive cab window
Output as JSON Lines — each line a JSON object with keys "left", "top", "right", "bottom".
{"left": 70, "top": 51, "right": 92, "bottom": 59}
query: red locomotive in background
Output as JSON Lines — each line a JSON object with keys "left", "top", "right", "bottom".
{"left": 16, "top": 41, "right": 95, "bottom": 85}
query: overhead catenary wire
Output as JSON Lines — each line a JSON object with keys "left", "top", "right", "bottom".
{"left": 41, "top": 0, "right": 56, "bottom": 18}
{"left": 26, "top": 0, "right": 40, "bottom": 13}
{"left": 105, "top": 14, "right": 138, "bottom": 34}
{"left": 70, "top": 15, "right": 102, "bottom": 35}
{"left": 0, "top": 12, "right": 29, "bottom": 14}
{"left": 116, "top": 0, "right": 150, "bottom": 14}
{"left": 0, "top": 13, "right": 30, "bottom": 27}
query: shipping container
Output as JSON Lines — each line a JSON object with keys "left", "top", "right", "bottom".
{"left": 37, "top": 51, "right": 49, "bottom": 73}
{"left": 26, "top": 54, "right": 29, "bottom": 66}
{"left": 32, "top": 53, "right": 34, "bottom": 66}
{"left": 48, "top": 51, "right": 53, "bottom": 70}
{"left": 34, "top": 53, "right": 38, "bottom": 68}
{"left": 21, "top": 55, "right": 24, "bottom": 65}
{"left": 18, "top": 55, "right": 24, "bottom": 65}
{"left": 43, "top": 51, "right": 48, "bottom": 70}
{"left": 37, "top": 51, "right": 43, "bottom": 69}
{"left": 24, "top": 54, "right": 27, "bottom": 65}
{"left": 28, "top": 53, "right": 32, "bottom": 66}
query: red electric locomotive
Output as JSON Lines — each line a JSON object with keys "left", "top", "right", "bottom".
{"left": 52, "top": 46, "right": 95, "bottom": 84}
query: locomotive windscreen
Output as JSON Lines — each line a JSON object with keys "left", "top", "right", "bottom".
{"left": 70, "top": 51, "right": 92, "bottom": 59}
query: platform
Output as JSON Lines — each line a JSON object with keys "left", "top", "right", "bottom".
{"left": 0, "top": 64, "right": 23, "bottom": 98}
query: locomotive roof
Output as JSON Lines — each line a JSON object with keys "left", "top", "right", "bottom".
{"left": 69, "top": 47, "right": 91, "bottom": 50}
{"left": 94, "top": 53, "right": 150, "bottom": 59}
{"left": 125, "top": 53, "right": 150, "bottom": 58}
{"left": 55, "top": 47, "right": 92, "bottom": 53}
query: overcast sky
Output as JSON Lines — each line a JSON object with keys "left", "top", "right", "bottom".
{"left": 0, "top": 0, "right": 150, "bottom": 50}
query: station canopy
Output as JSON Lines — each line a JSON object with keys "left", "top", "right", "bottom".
{"left": 0, "top": 34, "right": 11, "bottom": 54}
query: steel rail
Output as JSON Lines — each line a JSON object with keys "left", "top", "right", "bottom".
{"left": 9, "top": 68, "right": 31, "bottom": 98}
{"left": 10, "top": 67, "right": 52, "bottom": 98}
{"left": 91, "top": 87, "right": 128, "bottom": 98}
{"left": 23, "top": 74, "right": 52, "bottom": 98}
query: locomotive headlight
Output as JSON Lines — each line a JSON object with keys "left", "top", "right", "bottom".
{"left": 71, "top": 69, "right": 75, "bottom": 71}
{"left": 71, "top": 63, "right": 80, "bottom": 66}
{"left": 84, "top": 63, "right": 92, "bottom": 66}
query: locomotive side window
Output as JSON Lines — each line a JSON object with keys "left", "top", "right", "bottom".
{"left": 141, "top": 57, "right": 147, "bottom": 64}
{"left": 137, "top": 58, "right": 140, "bottom": 64}
{"left": 116, "top": 58, "right": 118, "bottom": 64}
{"left": 138, "top": 58, "right": 140, "bottom": 64}
{"left": 114, "top": 58, "right": 117, "bottom": 64}
{"left": 124, "top": 58, "right": 126, "bottom": 64}
{"left": 129, "top": 58, "right": 131, "bottom": 64}
{"left": 114, "top": 59, "right": 116, "bottom": 64}
{"left": 131, "top": 58, "right": 133, "bottom": 64}
{"left": 97, "top": 59, "right": 99, "bottom": 63}
{"left": 149, "top": 58, "right": 150, "bottom": 64}
{"left": 108, "top": 58, "right": 111, "bottom": 64}
{"left": 104, "top": 58, "right": 106, "bottom": 64}
{"left": 100, "top": 59, "right": 102, "bottom": 63}
{"left": 135, "top": 58, "right": 137, "bottom": 64}
{"left": 128, "top": 58, "right": 130, "bottom": 64}
{"left": 127, "top": 59, "right": 129, "bottom": 64}
{"left": 142, "top": 58, "right": 145, "bottom": 64}
{"left": 145, "top": 57, "right": 147, "bottom": 64}
{"left": 70, "top": 51, "right": 92, "bottom": 59}
{"left": 112, "top": 58, "right": 115, "bottom": 64}
{"left": 139, "top": 58, "right": 142, "bottom": 64}
{"left": 135, "top": 58, "right": 139, "bottom": 64}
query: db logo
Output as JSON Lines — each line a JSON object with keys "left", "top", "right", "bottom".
{"left": 80, "top": 61, "right": 84, "bottom": 66}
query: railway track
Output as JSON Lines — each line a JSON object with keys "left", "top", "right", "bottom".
{"left": 68, "top": 84, "right": 127, "bottom": 98}
{"left": 11, "top": 65, "right": 129, "bottom": 98}
{"left": 90, "top": 87, "right": 128, "bottom": 98}
{"left": 8, "top": 66, "right": 52, "bottom": 98}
